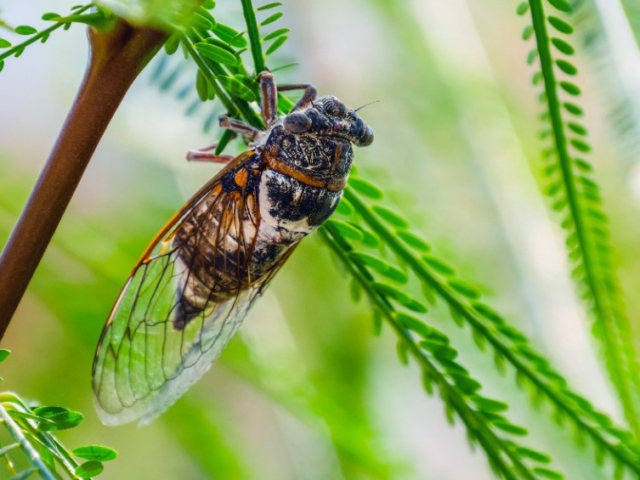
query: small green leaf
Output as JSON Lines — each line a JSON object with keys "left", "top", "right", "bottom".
{"left": 335, "top": 198, "right": 353, "bottom": 215}
{"left": 266, "top": 36, "right": 288, "bottom": 55}
{"left": 373, "top": 282, "right": 427, "bottom": 313}
{"left": 493, "top": 421, "right": 528, "bottom": 436}
{"left": 263, "top": 28, "right": 290, "bottom": 41}
{"left": 516, "top": 2, "right": 529, "bottom": 15}
{"left": 472, "top": 302, "right": 505, "bottom": 325}
{"left": 472, "top": 396, "right": 508, "bottom": 412}
{"left": 75, "top": 460, "right": 104, "bottom": 477}
{"left": 555, "top": 59, "right": 577, "bottom": 75}
{"left": 349, "top": 279, "right": 362, "bottom": 303}
{"left": 0, "top": 349, "right": 10, "bottom": 363}
{"left": 371, "top": 205, "right": 409, "bottom": 229}
{"left": 532, "top": 71, "right": 543, "bottom": 85}
{"left": 257, "top": 2, "right": 283, "bottom": 10}
{"left": 570, "top": 138, "right": 591, "bottom": 152}
{"left": 421, "top": 282, "right": 437, "bottom": 306}
{"left": 448, "top": 280, "right": 480, "bottom": 299}
{"left": 216, "top": 75, "right": 256, "bottom": 101}
{"left": 357, "top": 228, "right": 380, "bottom": 248}
{"left": 196, "top": 8, "right": 217, "bottom": 29}
{"left": 567, "top": 122, "right": 587, "bottom": 135}
{"left": 551, "top": 37, "right": 574, "bottom": 55}
{"left": 348, "top": 178, "right": 384, "bottom": 199}
{"left": 196, "top": 70, "right": 209, "bottom": 101}
{"left": 396, "top": 340, "right": 410, "bottom": 366}
{"left": 195, "top": 43, "right": 237, "bottom": 66}
{"left": 0, "top": 38, "right": 11, "bottom": 48}
{"left": 35, "top": 408, "right": 83, "bottom": 431}
{"left": 526, "top": 49, "right": 538, "bottom": 65}
{"left": 372, "top": 310, "right": 383, "bottom": 336}
{"left": 533, "top": 467, "right": 564, "bottom": 479}
{"left": 396, "top": 231, "right": 430, "bottom": 252}
{"left": 380, "top": 265, "right": 409, "bottom": 284}
{"left": 396, "top": 312, "right": 432, "bottom": 338}
{"left": 422, "top": 255, "right": 455, "bottom": 276}
{"left": 421, "top": 370, "right": 434, "bottom": 395}
{"left": 15, "top": 25, "right": 38, "bottom": 35}
{"left": 42, "top": 12, "right": 62, "bottom": 21}
{"left": 72, "top": 445, "right": 118, "bottom": 462}
{"left": 471, "top": 328, "right": 486, "bottom": 351}
{"left": 190, "top": 11, "right": 214, "bottom": 31}
{"left": 452, "top": 374, "right": 482, "bottom": 395}
{"left": 574, "top": 158, "right": 592, "bottom": 172}
{"left": 261, "top": 12, "right": 283, "bottom": 27}
{"left": 327, "top": 219, "right": 363, "bottom": 242}
{"left": 516, "top": 447, "right": 551, "bottom": 463}
{"left": 422, "top": 341, "right": 458, "bottom": 361}
{"left": 350, "top": 251, "right": 390, "bottom": 273}
{"left": 547, "top": 0, "right": 571, "bottom": 13}
{"left": 548, "top": 16, "right": 573, "bottom": 34}
{"left": 164, "top": 33, "right": 180, "bottom": 55}
{"left": 212, "top": 23, "right": 247, "bottom": 47}
{"left": 563, "top": 102, "right": 583, "bottom": 116}
{"left": 522, "top": 25, "right": 534, "bottom": 40}
{"left": 559, "top": 81, "right": 581, "bottom": 96}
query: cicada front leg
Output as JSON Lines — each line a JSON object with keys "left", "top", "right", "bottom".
{"left": 186, "top": 142, "right": 235, "bottom": 163}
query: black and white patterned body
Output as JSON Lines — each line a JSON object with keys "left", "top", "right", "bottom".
{"left": 173, "top": 95, "right": 372, "bottom": 327}
{"left": 92, "top": 75, "right": 373, "bottom": 426}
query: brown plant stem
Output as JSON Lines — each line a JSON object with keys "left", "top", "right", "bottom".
{"left": 0, "top": 20, "right": 167, "bottom": 340}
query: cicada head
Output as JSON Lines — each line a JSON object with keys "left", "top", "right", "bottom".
{"left": 283, "top": 96, "right": 374, "bottom": 148}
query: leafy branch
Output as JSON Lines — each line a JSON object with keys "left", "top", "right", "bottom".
{"left": 321, "top": 226, "right": 561, "bottom": 480}
{"left": 0, "top": 5, "right": 96, "bottom": 72}
{"left": 149, "top": 0, "right": 640, "bottom": 475}
{"left": 0, "top": 351, "right": 117, "bottom": 479}
{"left": 332, "top": 181, "right": 640, "bottom": 476}
{"left": 521, "top": 0, "right": 640, "bottom": 435}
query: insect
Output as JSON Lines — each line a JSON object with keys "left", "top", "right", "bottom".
{"left": 92, "top": 71, "right": 374, "bottom": 425}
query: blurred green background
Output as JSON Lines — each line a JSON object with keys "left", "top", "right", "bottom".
{"left": 1, "top": 0, "right": 640, "bottom": 478}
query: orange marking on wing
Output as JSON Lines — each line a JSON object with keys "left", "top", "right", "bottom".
{"left": 234, "top": 168, "right": 249, "bottom": 188}
{"left": 134, "top": 151, "right": 256, "bottom": 267}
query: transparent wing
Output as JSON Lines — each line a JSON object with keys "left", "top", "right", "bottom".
{"left": 92, "top": 153, "right": 288, "bottom": 425}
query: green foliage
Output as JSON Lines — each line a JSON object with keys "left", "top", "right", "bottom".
{"left": 0, "top": 5, "right": 99, "bottom": 73}
{"left": 524, "top": 0, "right": 640, "bottom": 436}
{"left": 139, "top": 0, "right": 640, "bottom": 476}
{"left": 331, "top": 184, "right": 640, "bottom": 477}
{"left": 0, "top": 351, "right": 117, "bottom": 479}
{"left": 4, "top": 0, "right": 640, "bottom": 478}
{"left": 321, "top": 227, "right": 563, "bottom": 480}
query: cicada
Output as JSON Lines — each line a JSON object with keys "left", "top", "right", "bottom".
{"left": 92, "top": 72, "right": 374, "bottom": 425}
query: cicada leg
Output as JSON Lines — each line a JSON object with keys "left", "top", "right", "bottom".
{"left": 187, "top": 114, "right": 262, "bottom": 162}
{"left": 277, "top": 82, "right": 318, "bottom": 112}
{"left": 186, "top": 143, "right": 235, "bottom": 163}
{"left": 258, "top": 71, "right": 278, "bottom": 126}
{"left": 258, "top": 70, "right": 318, "bottom": 119}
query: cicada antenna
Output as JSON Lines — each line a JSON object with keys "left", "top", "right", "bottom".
{"left": 354, "top": 100, "right": 380, "bottom": 112}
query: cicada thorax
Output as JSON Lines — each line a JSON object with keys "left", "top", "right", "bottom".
{"left": 258, "top": 125, "right": 354, "bottom": 231}
{"left": 169, "top": 127, "right": 354, "bottom": 330}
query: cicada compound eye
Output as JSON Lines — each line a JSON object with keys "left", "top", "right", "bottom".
{"left": 323, "top": 98, "right": 347, "bottom": 117}
{"left": 283, "top": 112, "right": 312, "bottom": 133}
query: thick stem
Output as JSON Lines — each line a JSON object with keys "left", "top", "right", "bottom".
{"left": 0, "top": 20, "right": 167, "bottom": 340}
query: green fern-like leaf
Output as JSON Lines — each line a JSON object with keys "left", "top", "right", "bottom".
{"left": 524, "top": 0, "right": 640, "bottom": 436}
{"left": 322, "top": 226, "right": 563, "bottom": 480}
{"left": 0, "top": 5, "right": 98, "bottom": 70}
{"left": 336, "top": 184, "right": 640, "bottom": 476}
